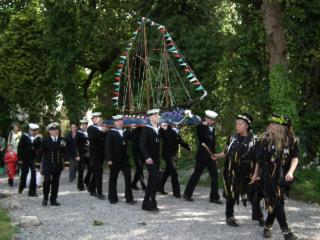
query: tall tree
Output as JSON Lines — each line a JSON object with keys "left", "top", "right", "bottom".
{"left": 261, "top": 0, "right": 298, "bottom": 125}
{"left": 0, "top": 0, "right": 57, "bottom": 123}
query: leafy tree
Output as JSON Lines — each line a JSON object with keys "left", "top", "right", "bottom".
{"left": 0, "top": 0, "right": 58, "bottom": 123}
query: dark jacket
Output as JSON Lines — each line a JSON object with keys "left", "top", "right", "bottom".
{"left": 65, "top": 132, "right": 79, "bottom": 159}
{"left": 87, "top": 124, "right": 106, "bottom": 159}
{"left": 160, "top": 126, "right": 190, "bottom": 158}
{"left": 131, "top": 127, "right": 142, "bottom": 153}
{"left": 38, "top": 136, "right": 66, "bottom": 173}
{"left": 105, "top": 128, "right": 131, "bottom": 164}
{"left": 196, "top": 124, "right": 216, "bottom": 160}
{"left": 139, "top": 125, "right": 161, "bottom": 162}
{"left": 77, "top": 130, "right": 89, "bottom": 158}
{"left": 17, "top": 133, "right": 41, "bottom": 164}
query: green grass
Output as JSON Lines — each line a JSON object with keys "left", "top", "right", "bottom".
{"left": 0, "top": 207, "right": 14, "bottom": 240}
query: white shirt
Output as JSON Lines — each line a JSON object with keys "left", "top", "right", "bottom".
{"left": 51, "top": 136, "right": 58, "bottom": 142}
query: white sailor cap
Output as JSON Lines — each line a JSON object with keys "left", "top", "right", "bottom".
{"left": 80, "top": 119, "right": 88, "bottom": 124}
{"left": 29, "top": 123, "right": 39, "bottom": 130}
{"left": 91, "top": 112, "right": 102, "bottom": 118}
{"left": 112, "top": 114, "right": 124, "bottom": 121}
{"left": 205, "top": 110, "right": 218, "bottom": 119}
{"left": 146, "top": 109, "right": 160, "bottom": 116}
{"left": 46, "top": 122, "right": 60, "bottom": 131}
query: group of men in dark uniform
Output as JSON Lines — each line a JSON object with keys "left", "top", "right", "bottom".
{"left": 15, "top": 109, "right": 226, "bottom": 209}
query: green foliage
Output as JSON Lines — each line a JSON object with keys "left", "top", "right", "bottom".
{"left": 0, "top": 0, "right": 58, "bottom": 123}
{"left": 0, "top": 0, "right": 319, "bottom": 161}
{"left": 269, "top": 64, "right": 299, "bottom": 127}
{"left": 291, "top": 167, "right": 320, "bottom": 204}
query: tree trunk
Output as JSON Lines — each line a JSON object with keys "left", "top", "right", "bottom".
{"left": 261, "top": 0, "right": 287, "bottom": 69}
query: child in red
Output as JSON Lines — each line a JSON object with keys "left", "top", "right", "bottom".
{"left": 4, "top": 144, "right": 18, "bottom": 187}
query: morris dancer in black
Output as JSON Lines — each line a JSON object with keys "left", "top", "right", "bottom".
{"left": 105, "top": 114, "right": 137, "bottom": 205}
{"left": 214, "top": 113, "right": 264, "bottom": 227}
{"left": 252, "top": 114, "right": 299, "bottom": 240}
{"left": 139, "top": 109, "right": 161, "bottom": 211}
{"left": 183, "top": 110, "right": 221, "bottom": 203}
{"left": 18, "top": 123, "right": 41, "bottom": 197}
{"left": 158, "top": 122, "right": 190, "bottom": 198}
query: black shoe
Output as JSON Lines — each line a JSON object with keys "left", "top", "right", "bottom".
{"left": 78, "top": 187, "right": 85, "bottom": 191}
{"left": 173, "top": 194, "right": 182, "bottom": 198}
{"left": 28, "top": 193, "right": 38, "bottom": 197}
{"left": 142, "top": 205, "right": 159, "bottom": 212}
{"left": 109, "top": 200, "right": 118, "bottom": 204}
{"left": 263, "top": 227, "right": 272, "bottom": 238}
{"left": 283, "top": 228, "right": 298, "bottom": 240}
{"left": 126, "top": 200, "right": 137, "bottom": 205}
{"left": 151, "top": 206, "right": 160, "bottom": 211}
{"left": 183, "top": 194, "right": 194, "bottom": 202}
{"left": 131, "top": 184, "right": 139, "bottom": 190}
{"left": 50, "top": 201, "right": 61, "bottom": 206}
{"left": 226, "top": 217, "right": 239, "bottom": 227}
{"left": 96, "top": 194, "right": 106, "bottom": 200}
{"left": 18, "top": 188, "right": 23, "bottom": 194}
{"left": 42, "top": 200, "right": 48, "bottom": 206}
{"left": 210, "top": 199, "right": 223, "bottom": 204}
{"left": 258, "top": 218, "right": 265, "bottom": 227}
{"left": 142, "top": 205, "right": 152, "bottom": 211}
{"left": 90, "top": 192, "right": 97, "bottom": 197}
{"left": 160, "top": 191, "right": 168, "bottom": 195}
{"left": 142, "top": 201, "right": 158, "bottom": 212}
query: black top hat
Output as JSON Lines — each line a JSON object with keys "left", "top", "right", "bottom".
{"left": 236, "top": 112, "right": 253, "bottom": 126}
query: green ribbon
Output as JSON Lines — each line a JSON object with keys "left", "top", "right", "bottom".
{"left": 195, "top": 86, "right": 204, "bottom": 91}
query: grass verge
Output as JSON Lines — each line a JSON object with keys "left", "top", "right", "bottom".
{"left": 0, "top": 207, "right": 14, "bottom": 240}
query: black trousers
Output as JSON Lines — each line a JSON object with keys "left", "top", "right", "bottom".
{"left": 265, "top": 198, "right": 288, "bottom": 230}
{"left": 184, "top": 157, "right": 220, "bottom": 200}
{"left": 131, "top": 149, "right": 146, "bottom": 189}
{"left": 143, "top": 162, "right": 161, "bottom": 208}
{"left": 83, "top": 156, "right": 93, "bottom": 188}
{"left": 78, "top": 156, "right": 92, "bottom": 190}
{"left": 251, "top": 187, "right": 264, "bottom": 221}
{"left": 89, "top": 155, "right": 104, "bottom": 195}
{"left": 19, "top": 161, "right": 36, "bottom": 195}
{"left": 108, "top": 161, "right": 133, "bottom": 202}
{"left": 68, "top": 156, "right": 78, "bottom": 182}
{"left": 225, "top": 197, "right": 263, "bottom": 218}
{"left": 43, "top": 170, "right": 61, "bottom": 202}
{"left": 160, "top": 154, "right": 180, "bottom": 196}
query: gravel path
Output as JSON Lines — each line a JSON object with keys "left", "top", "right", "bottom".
{"left": 0, "top": 171, "right": 319, "bottom": 240}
